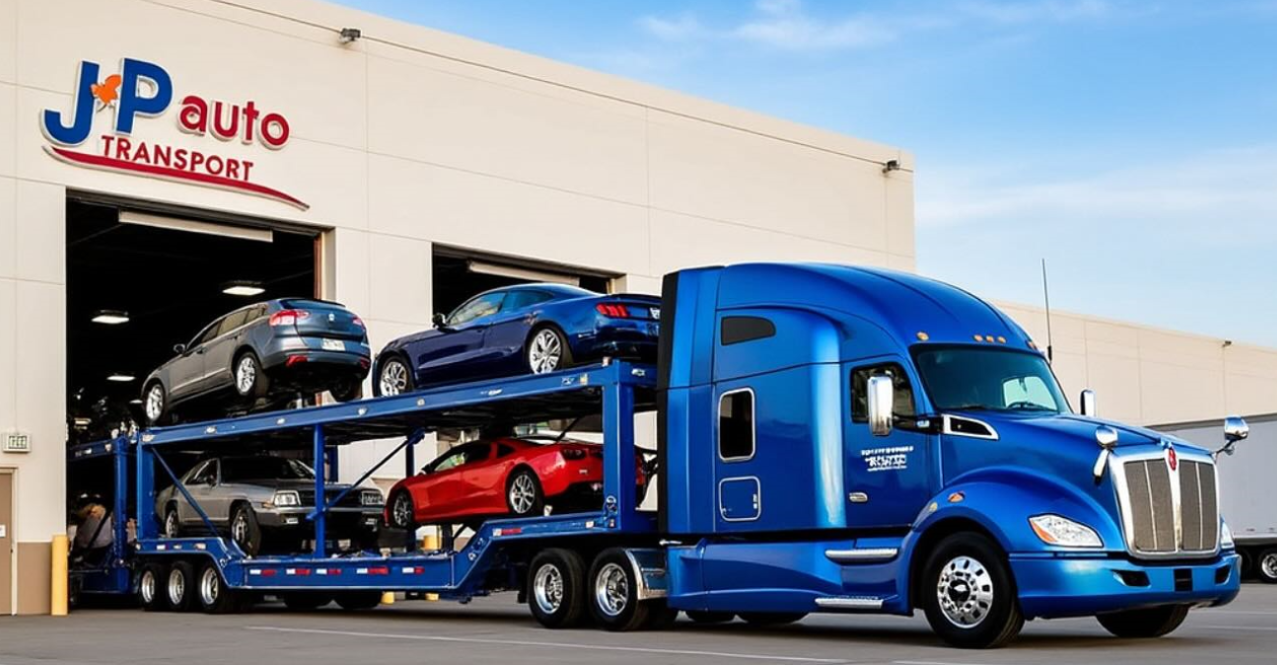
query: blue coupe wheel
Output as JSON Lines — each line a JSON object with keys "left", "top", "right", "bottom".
{"left": 528, "top": 328, "right": 571, "bottom": 374}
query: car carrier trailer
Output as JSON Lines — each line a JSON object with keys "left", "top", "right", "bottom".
{"left": 83, "top": 263, "right": 1252, "bottom": 649}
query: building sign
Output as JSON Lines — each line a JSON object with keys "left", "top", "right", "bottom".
{"left": 41, "top": 58, "right": 308, "bottom": 210}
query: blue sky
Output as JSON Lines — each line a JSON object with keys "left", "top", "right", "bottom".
{"left": 333, "top": 0, "right": 1277, "bottom": 345}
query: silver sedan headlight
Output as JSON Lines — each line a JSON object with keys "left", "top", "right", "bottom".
{"left": 271, "top": 490, "right": 301, "bottom": 507}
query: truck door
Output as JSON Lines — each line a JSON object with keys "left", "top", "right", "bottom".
{"left": 844, "top": 361, "right": 933, "bottom": 528}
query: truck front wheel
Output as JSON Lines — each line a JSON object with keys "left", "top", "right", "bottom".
{"left": 920, "top": 533, "right": 1024, "bottom": 649}
{"left": 1096, "top": 604, "right": 1189, "bottom": 638}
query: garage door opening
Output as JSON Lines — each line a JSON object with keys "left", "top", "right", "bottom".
{"left": 432, "top": 247, "right": 612, "bottom": 319}
{"left": 66, "top": 198, "right": 319, "bottom": 444}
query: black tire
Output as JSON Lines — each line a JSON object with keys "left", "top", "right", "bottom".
{"left": 739, "top": 612, "right": 806, "bottom": 626}
{"left": 1257, "top": 548, "right": 1277, "bottom": 584}
{"left": 233, "top": 351, "right": 270, "bottom": 399}
{"left": 526, "top": 326, "right": 573, "bottom": 375}
{"left": 334, "top": 591, "right": 382, "bottom": 611}
{"left": 1238, "top": 549, "right": 1253, "bottom": 579}
{"left": 283, "top": 593, "right": 333, "bottom": 611}
{"left": 329, "top": 379, "right": 363, "bottom": 403}
{"left": 230, "top": 503, "right": 263, "bottom": 557}
{"left": 143, "top": 382, "right": 168, "bottom": 426}
{"left": 163, "top": 505, "right": 181, "bottom": 539}
{"left": 920, "top": 532, "right": 1024, "bottom": 649}
{"left": 138, "top": 562, "right": 168, "bottom": 612}
{"left": 1097, "top": 604, "right": 1190, "bottom": 638}
{"left": 589, "top": 547, "right": 660, "bottom": 632}
{"left": 374, "top": 355, "right": 414, "bottom": 397}
{"left": 388, "top": 490, "right": 416, "bottom": 530}
{"left": 528, "top": 548, "right": 588, "bottom": 628}
{"left": 166, "top": 561, "right": 197, "bottom": 612}
{"left": 196, "top": 562, "right": 241, "bottom": 614}
{"left": 686, "top": 609, "right": 735, "bottom": 624}
{"left": 506, "top": 467, "right": 545, "bottom": 517}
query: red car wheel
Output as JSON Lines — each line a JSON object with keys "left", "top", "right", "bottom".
{"left": 507, "top": 468, "right": 545, "bottom": 517}
{"left": 389, "top": 490, "right": 416, "bottom": 529}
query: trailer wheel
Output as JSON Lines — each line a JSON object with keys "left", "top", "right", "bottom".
{"left": 588, "top": 547, "right": 659, "bottom": 632}
{"left": 528, "top": 548, "right": 587, "bottom": 628}
{"left": 739, "top": 612, "right": 806, "bottom": 626}
{"left": 686, "top": 610, "right": 735, "bottom": 624}
{"left": 138, "top": 562, "right": 169, "bottom": 612}
{"left": 1257, "top": 548, "right": 1277, "bottom": 584}
{"left": 1096, "top": 604, "right": 1189, "bottom": 638}
{"left": 920, "top": 532, "right": 1024, "bottom": 649}
{"left": 167, "top": 561, "right": 197, "bottom": 612}
{"left": 334, "top": 591, "right": 382, "bottom": 610}
{"left": 283, "top": 593, "right": 333, "bottom": 611}
{"left": 196, "top": 562, "right": 240, "bottom": 614}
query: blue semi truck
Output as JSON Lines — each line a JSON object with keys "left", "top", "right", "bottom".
{"left": 89, "top": 263, "right": 1248, "bottom": 649}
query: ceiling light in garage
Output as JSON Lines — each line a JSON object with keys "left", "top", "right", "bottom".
{"left": 106, "top": 373, "right": 135, "bottom": 382}
{"left": 223, "top": 281, "right": 266, "bottom": 297}
{"left": 91, "top": 310, "right": 130, "bottom": 325}
{"left": 467, "top": 260, "right": 580, "bottom": 286}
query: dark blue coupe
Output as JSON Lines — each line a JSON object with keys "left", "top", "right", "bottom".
{"left": 372, "top": 284, "right": 660, "bottom": 395}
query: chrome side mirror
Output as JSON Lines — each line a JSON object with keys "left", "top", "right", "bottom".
{"left": 867, "top": 375, "right": 895, "bottom": 437}
{"left": 1216, "top": 415, "right": 1250, "bottom": 458}
{"left": 1092, "top": 425, "right": 1118, "bottom": 483}
{"left": 1080, "top": 389, "right": 1096, "bottom": 417}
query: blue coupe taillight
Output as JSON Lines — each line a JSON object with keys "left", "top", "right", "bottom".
{"left": 595, "top": 303, "right": 630, "bottom": 318}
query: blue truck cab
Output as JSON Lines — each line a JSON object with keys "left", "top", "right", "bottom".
{"left": 656, "top": 263, "right": 1244, "bottom": 648}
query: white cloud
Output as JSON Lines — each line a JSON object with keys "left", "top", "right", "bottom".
{"left": 638, "top": 13, "right": 703, "bottom": 41}
{"left": 956, "top": 0, "right": 1114, "bottom": 25}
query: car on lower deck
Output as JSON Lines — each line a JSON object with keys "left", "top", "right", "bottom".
{"left": 384, "top": 436, "right": 653, "bottom": 529}
{"left": 142, "top": 298, "right": 371, "bottom": 424}
{"left": 156, "top": 454, "right": 384, "bottom": 556}
{"left": 372, "top": 284, "right": 659, "bottom": 396}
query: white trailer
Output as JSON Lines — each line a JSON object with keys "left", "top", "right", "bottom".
{"left": 1156, "top": 414, "right": 1277, "bottom": 583}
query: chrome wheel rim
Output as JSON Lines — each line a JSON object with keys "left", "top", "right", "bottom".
{"left": 392, "top": 493, "right": 413, "bottom": 527}
{"left": 164, "top": 510, "right": 179, "bottom": 538}
{"left": 594, "top": 562, "right": 628, "bottom": 617}
{"left": 528, "top": 330, "right": 562, "bottom": 374}
{"left": 232, "top": 512, "right": 250, "bottom": 547}
{"left": 167, "top": 568, "right": 186, "bottom": 606}
{"left": 235, "top": 356, "right": 257, "bottom": 394}
{"left": 140, "top": 570, "right": 156, "bottom": 604}
{"left": 533, "top": 563, "right": 564, "bottom": 614}
{"left": 936, "top": 555, "right": 994, "bottom": 629}
{"left": 1262, "top": 553, "right": 1277, "bottom": 580}
{"left": 380, "top": 360, "right": 408, "bottom": 396}
{"left": 145, "top": 385, "right": 164, "bottom": 422}
{"left": 199, "top": 568, "right": 220, "bottom": 606}
{"left": 509, "top": 474, "right": 537, "bottom": 514}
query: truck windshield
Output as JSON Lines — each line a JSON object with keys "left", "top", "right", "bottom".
{"left": 913, "top": 347, "right": 1069, "bottom": 414}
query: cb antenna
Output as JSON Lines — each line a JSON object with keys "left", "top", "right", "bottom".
{"left": 1041, "top": 258, "right": 1054, "bottom": 363}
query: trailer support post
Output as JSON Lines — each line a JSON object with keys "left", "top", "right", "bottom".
{"left": 404, "top": 433, "right": 417, "bottom": 552}
{"left": 313, "top": 424, "right": 327, "bottom": 558}
{"left": 603, "top": 376, "right": 638, "bottom": 531}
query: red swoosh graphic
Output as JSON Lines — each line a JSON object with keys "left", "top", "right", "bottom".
{"left": 46, "top": 146, "right": 309, "bottom": 211}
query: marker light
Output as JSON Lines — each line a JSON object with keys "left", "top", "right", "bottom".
{"left": 1221, "top": 519, "right": 1235, "bottom": 550}
{"left": 1029, "top": 514, "right": 1103, "bottom": 548}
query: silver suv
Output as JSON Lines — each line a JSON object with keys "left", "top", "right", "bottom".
{"left": 156, "top": 455, "right": 383, "bottom": 556}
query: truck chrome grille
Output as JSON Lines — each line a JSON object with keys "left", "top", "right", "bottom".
{"left": 1116, "top": 454, "right": 1219, "bottom": 558}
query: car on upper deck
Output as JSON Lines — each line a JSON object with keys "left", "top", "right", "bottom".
{"left": 372, "top": 284, "right": 659, "bottom": 395}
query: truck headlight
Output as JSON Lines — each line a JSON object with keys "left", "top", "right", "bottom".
{"left": 1221, "top": 519, "right": 1235, "bottom": 550}
{"left": 271, "top": 490, "right": 301, "bottom": 507}
{"left": 1029, "top": 514, "right": 1103, "bottom": 548}
{"left": 361, "top": 490, "right": 384, "bottom": 507}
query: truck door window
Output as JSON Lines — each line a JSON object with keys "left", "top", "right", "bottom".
{"left": 720, "top": 316, "right": 776, "bottom": 345}
{"left": 718, "top": 389, "right": 755, "bottom": 461}
{"left": 851, "top": 364, "right": 916, "bottom": 422}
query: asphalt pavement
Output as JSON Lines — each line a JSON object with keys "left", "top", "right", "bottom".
{"left": 4, "top": 585, "right": 1277, "bottom": 664}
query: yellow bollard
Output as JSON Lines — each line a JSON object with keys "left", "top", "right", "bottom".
{"left": 51, "top": 535, "right": 69, "bottom": 616}
{"left": 381, "top": 591, "right": 395, "bottom": 605}
{"left": 422, "top": 531, "right": 440, "bottom": 601}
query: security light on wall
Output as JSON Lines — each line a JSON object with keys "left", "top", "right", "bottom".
{"left": 91, "top": 310, "right": 130, "bottom": 325}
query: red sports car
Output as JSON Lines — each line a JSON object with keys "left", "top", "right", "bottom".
{"left": 385, "top": 436, "right": 651, "bottom": 528}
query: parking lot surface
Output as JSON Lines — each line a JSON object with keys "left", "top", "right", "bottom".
{"left": 4, "top": 585, "right": 1277, "bottom": 664}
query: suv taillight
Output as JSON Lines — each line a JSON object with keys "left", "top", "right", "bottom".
{"left": 269, "top": 309, "right": 310, "bottom": 327}
{"left": 595, "top": 303, "right": 630, "bottom": 318}
{"left": 352, "top": 316, "right": 365, "bottom": 328}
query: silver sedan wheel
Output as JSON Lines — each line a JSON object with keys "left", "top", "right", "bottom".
{"left": 235, "top": 356, "right": 257, "bottom": 395}
{"left": 527, "top": 329, "right": 563, "bottom": 374}
{"left": 232, "top": 512, "right": 250, "bottom": 546}
{"left": 164, "top": 510, "right": 180, "bottom": 538}
{"left": 509, "top": 474, "right": 537, "bottom": 514}
{"left": 199, "top": 567, "right": 220, "bottom": 607}
{"left": 936, "top": 555, "right": 994, "bottom": 629}
{"left": 145, "top": 384, "right": 165, "bottom": 422}
{"left": 594, "top": 562, "right": 629, "bottom": 618}
{"left": 380, "top": 359, "right": 409, "bottom": 396}
{"left": 533, "top": 563, "right": 564, "bottom": 614}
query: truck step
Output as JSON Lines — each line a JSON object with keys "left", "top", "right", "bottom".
{"left": 815, "top": 596, "right": 886, "bottom": 611}
{"left": 823, "top": 547, "right": 898, "bottom": 563}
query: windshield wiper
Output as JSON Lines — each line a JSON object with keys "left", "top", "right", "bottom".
{"left": 946, "top": 404, "right": 992, "bottom": 411}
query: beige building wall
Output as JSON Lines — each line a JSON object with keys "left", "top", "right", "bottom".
{"left": 996, "top": 301, "right": 1277, "bottom": 427}
{"left": 0, "top": 0, "right": 912, "bottom": 612}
